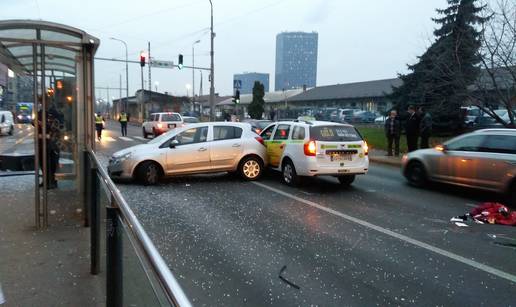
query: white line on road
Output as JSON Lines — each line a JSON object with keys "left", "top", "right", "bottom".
{"left": 119, "top": 136, "right": 134, "bottom": 141}
{"left": 252, "top": 181, "right": 516, "bottom": 284}
{"left": 133, "top": 136, "right": 146, "bottom": 141}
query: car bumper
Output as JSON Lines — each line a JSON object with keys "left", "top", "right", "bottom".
{"left": 108, "top": 160, "right": 134, "bottom": 179}
{"left": 296, "top": 157, "right": 369, "bottom": 176}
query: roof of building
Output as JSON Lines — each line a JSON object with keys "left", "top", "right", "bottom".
{"left": 288, "top": 78, "right": 403, "bottom": 102}
{"left": 218, "top": 88, "right": 306, "bottom": 106}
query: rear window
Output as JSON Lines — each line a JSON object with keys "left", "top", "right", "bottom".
{"left": 161, "top": 113, "right": 182, "bottom": 122}
{"left": 214, "top": 126, "right": 243, "bottom": 140}
{"left": 481, "top": 135, "right": 516, "bottom": 154}
{"left": 257, "top": 121, "right": 272, "bottom": 129}
{"left": 310, "top": 126, "right": 362, "bottom": 142}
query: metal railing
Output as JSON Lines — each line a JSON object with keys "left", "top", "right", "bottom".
{"left": 85, "top": 149, "right": 192, "bottom": 307}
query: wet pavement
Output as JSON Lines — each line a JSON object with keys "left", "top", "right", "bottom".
{"left": 93, "top": 121, "right": 516, "bottom": 306}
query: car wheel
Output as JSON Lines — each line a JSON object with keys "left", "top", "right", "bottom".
{"left": 152, "top": 128, "right": 158, "bottom": 138}
{"left": 8, "top": 125, "right": 13, "bottom": 136}
{"left": 282, "top": 159, "right": 299, "bottom": 186}
{"left": 136, "top": 161, "right": 161, "bottom": 185}
{"left": 239, "top": 156, "right": 263, "bottom": 181}
{"left": 142, "top": 127, "right": 148, "bottom": 139}
{"left": 508, "top": 182, "right": 516, "bottom": 208}
{"left": 405, "top": 161, "right": 427, "bottom": 187}
{"left": 338, "top": 175, "right": 355, "bottom": 186}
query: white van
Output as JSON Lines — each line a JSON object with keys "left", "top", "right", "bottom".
{"left": 0, "top": 110, "right": 14, "bottom": 136}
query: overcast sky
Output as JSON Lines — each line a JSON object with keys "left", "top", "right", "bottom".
{"left": 2, "top": 0, "right": 452, "bottom": 100}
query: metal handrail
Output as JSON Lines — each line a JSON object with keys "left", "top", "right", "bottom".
{"left": 88, "top": 149, "right": 192, "bottom": 307}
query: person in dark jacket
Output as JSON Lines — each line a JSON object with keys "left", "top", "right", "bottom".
{"left": 405, "top": 105, "right": 420, "bottom": 152}
{"left": 419, "top": 106, "right": 432, "bottom": 149}
{"left": 384, "top": 110, "right": 401, "bottom": 156}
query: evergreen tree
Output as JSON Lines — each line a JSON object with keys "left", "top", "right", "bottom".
{"left": 389, "top": 0, "right": 486, "bottom": 132}
{"left": 248, "top": 81, "right": 265, "bottom": 119}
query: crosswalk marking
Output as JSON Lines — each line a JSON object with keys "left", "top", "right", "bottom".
{"left": 133, "top": 136, "right": 146, "bottom": 141}
{"left": 119, "top": 136, "right": 134, "bottom": 141}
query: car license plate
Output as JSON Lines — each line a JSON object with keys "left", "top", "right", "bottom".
{"left": 330, "top": 153, "right": 353, "bottom": 162}
{"left": 168, "top": 124, "right": 176, "bottom": 128}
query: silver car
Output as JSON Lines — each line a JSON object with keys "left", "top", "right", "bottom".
{"left": 402, "top": 129, "right": 516, "bottom": 205}
{"left": 109, "top": 122, "right": 267, "bottom": 185}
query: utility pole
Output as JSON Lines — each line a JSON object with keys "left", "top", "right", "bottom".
{"left": 209, "top": 0, "right": 215, "bottom": 121}
{"left": 192, "top": 40, "right": 200, "bottom": 113}
{"left": 140, "top": 59, "right": 144, "bottom": 123}
{"left": 148, "top": 42, "right": 152, "bottom": 92}
{"left": 119, "top": 74, "right": 122, "bottom": 116}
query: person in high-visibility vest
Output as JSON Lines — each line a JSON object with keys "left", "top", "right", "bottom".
{"left": 119, "top": 111, "right": 128, "bottom": 136}
{"left": 95, "top": 113, "right": 103, "bottom": 141}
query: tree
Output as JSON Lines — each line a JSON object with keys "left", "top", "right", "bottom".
{"left": 248, "top": 81, "right": 265, "bottom": 119}
{"left": 389, "top": 0, "right": 486, "bottom": 132}
{"left": 471, "top": 0, "right": 516, "bottom": 127}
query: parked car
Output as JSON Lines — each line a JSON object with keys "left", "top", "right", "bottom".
{"left": 0, "top": 110, "right": 14, "bottom": 136}
{"left": 351, "top": 111, "right": 376, "bottom": 123}
{"left": 109, "top": 122, "right": 267, "bottom": 185}
{"left": 182, "top": 116, "right": 199, "bottom": 125}
{"left": 260, "top": 120, "right": 369, "bottom": 186}
{"left": 402, "top": 128, "right": 516, "bottom": 206}
{"left": 142, "top": 112, "right": 183, "bottom": 138}
{"left": 473, "top": 115, "right": 504, "bottom": 129}
{"left": 243, "top": 119, "right": 273, "bottom": 134}
{"left": 330, "top": 108, "right": 361, "bottom": 123}
{"left": 374, "top": 116, "right": 387, "bottom": 124}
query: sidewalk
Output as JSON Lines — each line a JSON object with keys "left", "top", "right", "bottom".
{"left": 0, "top": 175, "right": 105, "bottom": 306}
{"left": 368, "top": 148, "right": 403, "bottom": 167}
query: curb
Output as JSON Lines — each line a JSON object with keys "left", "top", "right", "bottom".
{"left": 369, "top": 156, "right": 402, "bottom": 167}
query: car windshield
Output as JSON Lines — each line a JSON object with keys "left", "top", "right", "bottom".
{"left": 310, "top": 125, "right": 362, "bottom": 142}
{"left": 161, "top": 113, "right": 181, "bottom": 122}
{"left": 183, "top": 117, "right": 199, "bottom": 123}
{"left": 256, "top": 121, "right": 272, "bottom": 129}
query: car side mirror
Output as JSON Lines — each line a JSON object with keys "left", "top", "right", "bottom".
{"left": 436, "top": 144, "right": 448, "bottom": 153}
{"left": 169, "top": 139, "right": 179, "bottom": 148}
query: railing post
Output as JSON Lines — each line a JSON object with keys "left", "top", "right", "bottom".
{"left": 90, "top": 160, "right": 100, "bottom": 275}
{"left": 84, "top": 150, "right": 90, "bottom": 227}
{"left": 106, "top": 199, "right": 123, "bottom": 307}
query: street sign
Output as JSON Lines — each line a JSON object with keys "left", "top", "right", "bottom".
{"left": 150, "top": 60, "right": 175, "bottom": 69}
{"left": 233, "top": 79, "right": 242, "bottom": 89}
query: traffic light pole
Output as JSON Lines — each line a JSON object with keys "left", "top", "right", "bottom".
{"left": 140, "top": 66, "right": 144, "bottom": 123}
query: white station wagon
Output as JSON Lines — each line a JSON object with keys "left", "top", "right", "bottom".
{"left": 260, "top": 120, "right": 369, "bottom": 186}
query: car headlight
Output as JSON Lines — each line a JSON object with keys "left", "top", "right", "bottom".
{"left": 113, "top": 152, "right": 132, "bottom": 163}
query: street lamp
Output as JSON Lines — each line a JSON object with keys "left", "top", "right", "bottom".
{"left": 192, "top": 39, "right": 200, "bottom": 113}
{"left": 154, "top": 81, "right": 159, "bottom": 92}
{"left": 109, "top": 37, "right": 129, "bottom": 112}
{"left": 209, "top": 0, "right": 215, "bottom": 121}
{"left": 185, "top": 84, "right": 191, "bottom": 98}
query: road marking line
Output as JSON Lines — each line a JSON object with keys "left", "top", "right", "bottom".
{"left": 106, "top": 137, "right": 116, "bottom": 142}
{"left": 133, "top": 136, "right": 146, "bottom": 141}
{"left": 465, "top": 203, "right": 477, "bottom": 208}
{"left": 119, "top": 136, "right": 134, "bottom": 141}
{"left": 252, "top": 181, "right": 516, "bottom": 284}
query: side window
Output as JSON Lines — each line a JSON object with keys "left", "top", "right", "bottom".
{"left": 260, "top": 124, "right": 276, "bottom": 140}
{"left": 480, "top": 135, "right": 516, "bottom": 154}
{"left": 291, "top": 126, "right": 306, "bottom": 140}
{"left": 214, "top": 126, "right": 243, "bottom": 140}
{"left": 447, "top": 135, "right": 485, "bottom": 152}
{"left": 174, "top": 127, "right": 208, "bottom": 145}
{"left": 1, "top": 115, "right": 5, "bottom": 123}
{"left": 273, "top": 124, "right": 291, "bottom": 140}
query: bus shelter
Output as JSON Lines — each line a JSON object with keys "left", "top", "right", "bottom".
{"left": 0, "top": 20, "right": 99, "bottom": 228}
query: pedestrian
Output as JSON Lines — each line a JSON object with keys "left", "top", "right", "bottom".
{"left": 384, "top": 110, "right": 401, "bottom": 156}
{"left": 119, "top": 111, "right": 128, "bottom": 136}
{"left": 419, "top": 107, "right": 432, "bottom": 149}
{"left": 270, "top": 109, "right": 276, "bottom": 121}
{"left": 95, "top": 113, "right": 103, "bottom": 141}
{"left": 33, "top": 105, "right": 61, "bottom": 189}
{"left": 405, "top": 105, "right": 420, "bottom": 152}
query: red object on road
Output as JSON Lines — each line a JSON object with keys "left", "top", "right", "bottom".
{"left": 469, "top": 202, "right": 516, "bottom": 226}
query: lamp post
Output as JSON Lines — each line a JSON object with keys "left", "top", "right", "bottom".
{"left": 209, "top": 0, "right": 215, "bottom": 121}
{"left": 109, "top": 37, "right": 129, "bottom": 112}
{"left": 154, "top": 81, "right": 159, "bottom": 92}
{"left": 192, "top": 39, "right": 200, "bottom": 113}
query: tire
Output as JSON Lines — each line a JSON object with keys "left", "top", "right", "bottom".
{"left": 142, "top": 127, "right": 148, "bottom": 139}
{"left": 8, "top": 125, "right": 13, "bottom": 136}
{"left": 338, "top": 175, "right": 355, "bottom": 186}
{"left": 282, "top": 159, "right": 300, "bottom": 186}
{"left": 136, "top": 161, "right": 162, "bottom": 185}
{"left": 238, "top": 156, "right": 263, "bottom": 181}
{"left": 405, "top": 161, "right": 427, "bottom": 187}
{"left": 507, "top": 182, "right": 516, "bottom": 208}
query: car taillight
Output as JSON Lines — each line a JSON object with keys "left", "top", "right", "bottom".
{"left": 255, "top": 128, "right": 262, "bottom": 134}
{"left": 363, "top": 141, "right": 369, "bottom": 155}
{"left": 304, "top": 140, "right": 316, "bottom": 156}
{"left": 255, "top": 136, "right": 265, "bottom": 146}
{"left": 157, "top": 123, "right": 163, "bottom": 129}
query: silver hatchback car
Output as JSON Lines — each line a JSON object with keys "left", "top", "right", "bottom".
{"left": 402, "top": 129, "right": 516, "bottom": 205}
{"left": 109, "top": 122, "right": 267, "bottom": 185}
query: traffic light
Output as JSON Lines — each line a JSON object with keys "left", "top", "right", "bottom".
{"left": 178, "top": 54, "right": 183, "bottom": 69}
{"left": 140, "top": 52, "right": 146, "bottom": 67}
{"left": 233, "top": 90, "right": 240, "bottom": 104}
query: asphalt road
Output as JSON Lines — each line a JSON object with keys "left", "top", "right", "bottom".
{"left": 96, "top": 121, "right": 516, "bottom": 306}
